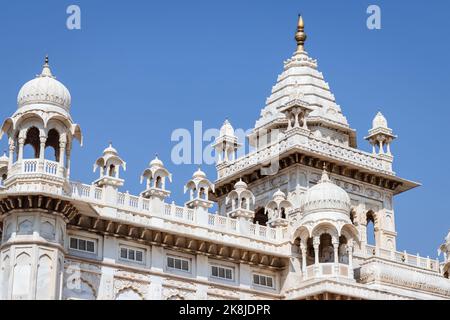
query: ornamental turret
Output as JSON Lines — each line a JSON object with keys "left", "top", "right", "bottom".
{"left": 266, "top": 189, "right": 291, "bottom": 228}
{"left": 365, "top": 112, "right": 397, "bottom": 157}
{"left": 225, "top": 179, "right": 255, "bottom": 221}
{"left": 213, "top": 119, "right": 241, "bottom": 165}
{"left": 0, "top": 56, "right": 82, "bottom": 194}
{"left": 93, "top": 143, "right": 126, "bottom": 188}
{"left": 93, "top": 143, "right": 126, "bottom": 207}
{"left": 184, "top": 168, "right": 215, "bottom": 225}
{"left": 0, "top": 56, "right": 81, "bottom": 299}
{"left": 140, "top": 155, "right": 172, "bottom": 214}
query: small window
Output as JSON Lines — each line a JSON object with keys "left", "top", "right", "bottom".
{"left": 211, "top": 265, "right": 234, "bottom": 281}
{"left": 69, "top": 237, "right": 96, "bottom": 253}
{"left": 167, "top": 256, "right": 190, "bottom": 272}
{"left": 253, "top": 274, "right": 274, "bottom": 288}
{"left": 119, "top": 246, "right": 144, "bottom": 263}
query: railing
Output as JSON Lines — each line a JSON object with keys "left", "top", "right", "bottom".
{"left": 164, "top": 203, "right": 195, "bottom": 222}
{"left": 70, "top": 182, "right": 103, "bottom": 201}
{"left": 20, "top": 159, "right": 61, "bottom": 176}
{"left": 304, "top": 263, "right": 351, "bottom": 279}
{"left": 68, "top": 183, "right": 289, "bottom": 242}
{"left": 365, "top": 244, "right": 440, "bottom": 272}
{"left": 218, "top": 131, "right": 393, "bottom": 180}
{"left": 23, "top": 159, "right": 38, "bottom": 173}
{"left": 208, "top": 214, "right": 237, "bottom": 232}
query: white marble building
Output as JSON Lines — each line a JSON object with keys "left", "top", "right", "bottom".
{"left": 0, "top": 16, "right": 449, "bottom": 300}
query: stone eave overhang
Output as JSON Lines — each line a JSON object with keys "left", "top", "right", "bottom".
{"left": 0, "top": 190, "right": 290, "bottom": 269}
{"left": 213, "top": 144, "right": 420, "bottom": 199}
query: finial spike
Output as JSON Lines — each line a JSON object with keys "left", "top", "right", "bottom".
{"left": 40, "top": 54, "right": 53, "bottom": 77}
{"left": 295, "top": 14, "right": 307, "bottom": 52}
{"left": 320, "top": 162, "right": 330, "bottom": 182}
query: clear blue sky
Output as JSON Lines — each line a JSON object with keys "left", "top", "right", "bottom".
{"left": 0, "top": 0, "right": 448, "bottom": 258}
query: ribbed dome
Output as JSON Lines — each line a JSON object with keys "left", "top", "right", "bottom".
{"left": 301, "top": 170, "right": 351, "bottom": 215}
{"left": 17, "top": 57, "right": 71, "bottom": 111}
{"left": 234, "top": 179, "right": 247, "bottom": 190}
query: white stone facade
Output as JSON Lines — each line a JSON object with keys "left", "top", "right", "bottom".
{"left": 0, "top": 16, "right": 448, "bottom": 300}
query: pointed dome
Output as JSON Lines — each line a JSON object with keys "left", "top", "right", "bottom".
{"left": 17, "top": 56, "right": 71, "bottom": 111}
{"left": 150, "top": 155, "right": 164, "bottom": 168}
{"left": 273, "top": 189, "right": 286, "bottom": 200}
{"left": 372, "top": 112, "right": 388, "bottom": 129}
{"left": 103, "top": 142, "right": 118, "bottom": 155}
{"left": 234, "top": 179, "right": 248, "bottom": 190}
{"left": 193, "top": 168, "right": 207, "bottom": 179}
{"left": 220, "top": 119, "right": 235, "bottom": 137}
{"left": 301, "top": 169, "right": 351, "bottom": 215}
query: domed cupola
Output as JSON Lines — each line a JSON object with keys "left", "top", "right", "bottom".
{"left": 300, "top": 168, "right": 351, "bottom": 218}
{"left": 17, "top": 56, "right": 71, "bottom": 112}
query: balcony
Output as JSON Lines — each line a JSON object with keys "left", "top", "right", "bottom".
{"left": 9, "top": 159, "right": 65, "bottom": 178}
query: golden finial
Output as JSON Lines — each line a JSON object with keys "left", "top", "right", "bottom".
{"left": 295, "top": 14, "right": 307, "bottom": 52}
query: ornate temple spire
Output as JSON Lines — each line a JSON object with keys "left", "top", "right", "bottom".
{"left": 295, "top": 14, "right": 307, "bottom": 53}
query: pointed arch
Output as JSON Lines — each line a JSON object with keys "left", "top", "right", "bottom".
{"left": 36, "top": 254, "right": 53, "bottom": 300}
{"left": 115, "top": 287, "right": 144, "bottom": 300}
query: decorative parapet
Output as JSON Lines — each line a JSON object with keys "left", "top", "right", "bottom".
{"left": 67, "top": 182, "right": 289, "bottom": 245}
{"left": 359, "top": 257, "right": 450, "bottom": 298}
{"left": 363, "top": 244, "right": 440, "bottom": 273}
{"left": 217, "top": 132, "right": 394, "bottom": 181}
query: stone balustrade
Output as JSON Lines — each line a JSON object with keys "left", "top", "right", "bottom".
{"left": 9, "top": 159, "right": 65, "bottom": 178}
{"left": 365, "top": 244, "right": 440, "bottom": 272}
{"left": 304, "top": 263, "right": 351, "bottom": 280}
{"left": 217, "top": 131, "right": 394, "bottom": 180}
{"left": 68, "top": 182, "right": 289, "bottom": 243}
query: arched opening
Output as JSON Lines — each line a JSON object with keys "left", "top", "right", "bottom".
{"left": 280, "top": 207, "right": 286, "bottom": 219}
{"left": 338, "top": 235, "right": 349, "bottom": 264}
{"left": 241, "top": 197, "right": 247, "bottom": 209}
{"left": 306, "top": 237, "right": 314, "bottom": 266}
{"left": 233, "top": 197, "right": 239, "bottom": 210}
{"left": 366, "top": 211, "right": 376, "bottom": 246}
{"left": 45, "top": 129, "right": 60, "bottom": 162}
{"left": 199, "top": 187, "right": 206, "bottom": 200}
{"left": 155, "top": 176, "right": 162, "bottom": 189}
{"left": 24, "top": 127, "right": 40, "bottom": 159}
{"left": 108, "top": 164, "right": 116, "bottom": 177}
{"left": 293, "top": 237, "right": 301, "bottom": 255}
{"left": 319, "top": 233, "right": 334, "bottom": 263}
{"left": 253, "top": 207, "right": 268, "bottom": 226}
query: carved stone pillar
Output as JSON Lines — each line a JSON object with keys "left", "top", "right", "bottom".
{"left": 300, "top": 242, "right": 307, "bottom": 274}
{"left": 313, "top": 237, "right": 320, "bottom": 276}
{"left": 17, "top": 137, "right": 25, "bottom": 162}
